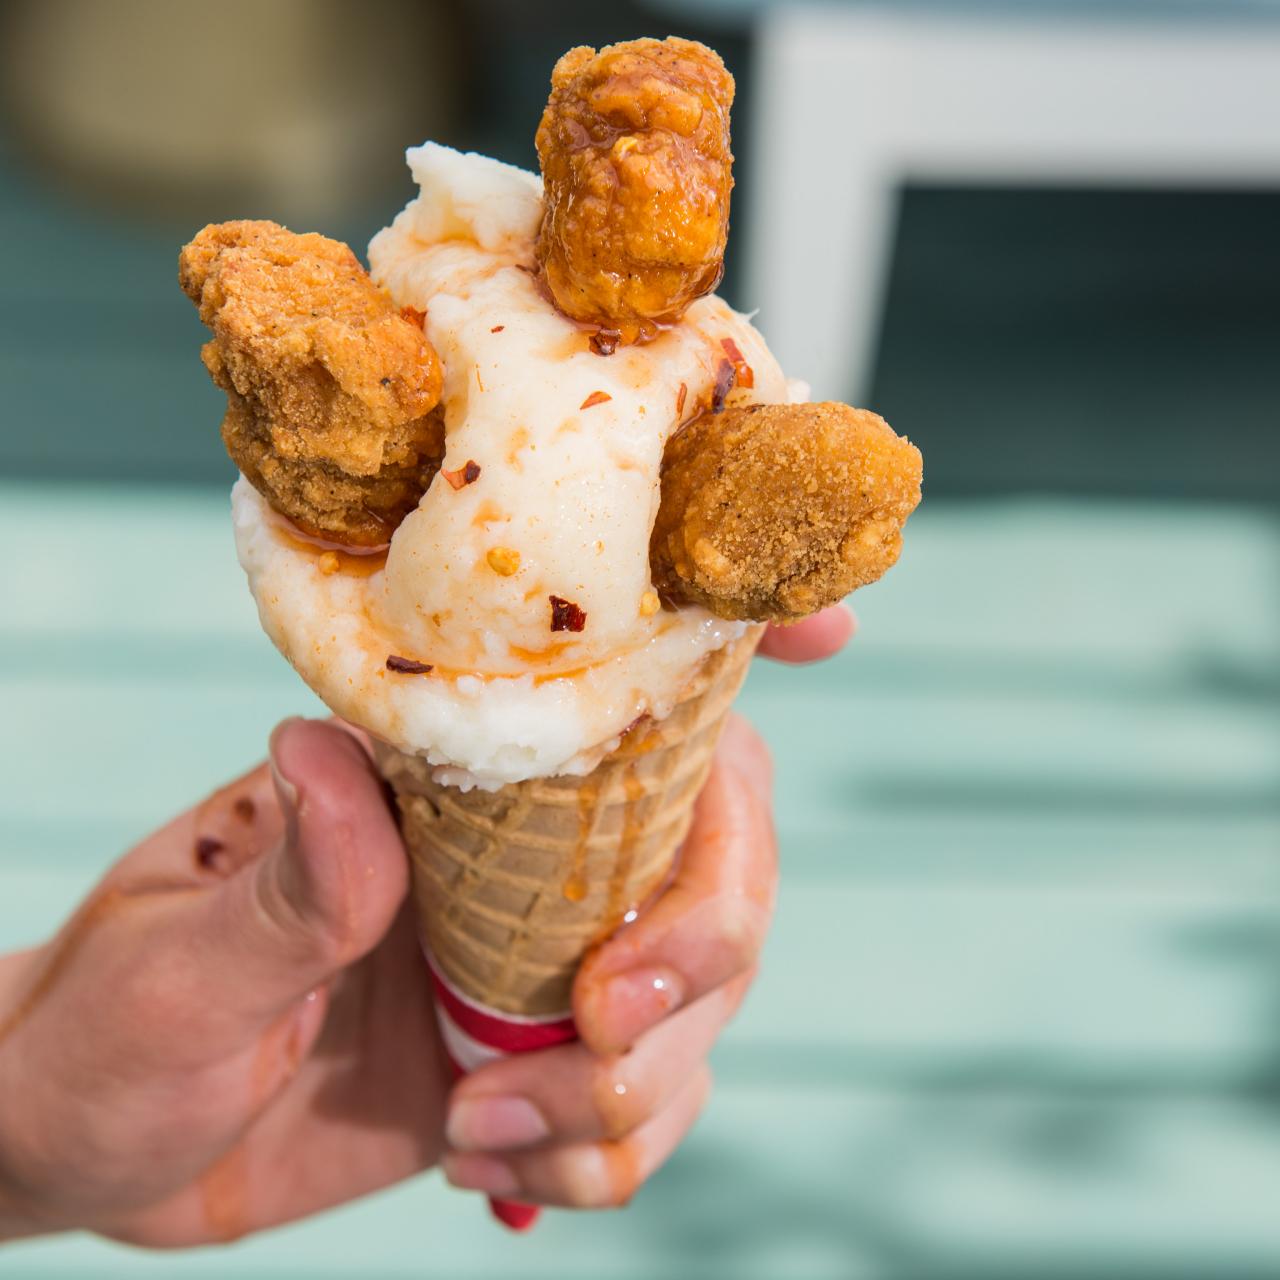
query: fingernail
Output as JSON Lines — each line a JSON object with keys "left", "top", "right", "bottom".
{"left": 268, "top": 719, "right": 303, "bottom": 839}
{"left": 447, "top": 1096, "right": 550, "bottom": 1152}
{"left": 595, "top": 965, "right": 685, "bottom": 1050}
{"left": 443, "top": 1153, "right": 520, "bottom": 1197}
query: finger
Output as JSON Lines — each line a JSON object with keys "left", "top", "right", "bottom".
{"left": 447, "top": 971, "right": 749, "bottom": 1151}
{"left": 718, "top": 711, "right": 773, "bottom": 795}
{"left": 117, "top": 760, "right": 280, "bottom": 884}
{"left": 443, "top": 1066, "right": 712, "bottom": 1209}
{"left": 188, "top": 763, "right": 281, "bottom": 878}
{"left": 758, "top": 603, "right": 855, "bottom": 663}
{"left": 573, "top": 720, "right": 777, "bottom": 1054}
{"left": 187, "top": 718, "right": 409, "bottom": 1022}
{"left": 330, "top": 716, "right": 375, "bottom": 760}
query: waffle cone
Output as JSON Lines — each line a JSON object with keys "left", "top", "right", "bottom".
{"left": 373, "top": 630, "right": 761, "bottom": 1016}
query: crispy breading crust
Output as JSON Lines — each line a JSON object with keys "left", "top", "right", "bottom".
{"left": 650, "top": 402, "right": 923, "bottom": 623}
{"left": 535, "top": 37, "right": 734, "bottom": 345}
{"left": 180, "top": 220, "right": 444, "bottom": 546}
{"left": 180, "top": 231, "right": 922, "bottom": 624}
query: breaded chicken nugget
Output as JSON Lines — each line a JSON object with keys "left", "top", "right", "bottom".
{"left": 180, "top": 221, "right": 444, "bottom": 546}
{"left": 651, "top": 402, "right": 923, "bottom": 623}
{"left": 535, "top": 37, "right": 734, "bottom": 347}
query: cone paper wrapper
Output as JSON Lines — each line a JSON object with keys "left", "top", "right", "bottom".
{"left": 425, "top": 945, "right": 577, "bottom": 1072}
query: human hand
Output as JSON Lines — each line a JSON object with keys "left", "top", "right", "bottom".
{"left": 0, "top": 607, "right": 851, "bottom": 1244}
{"left": 758, "top": 601, "right": 856, "bottom": 663}
{"left": 0, "top": 719, "right": 424, "bottom": 1246}
{"left": 434, "top": 606, "right": 854, "bottom": 1207}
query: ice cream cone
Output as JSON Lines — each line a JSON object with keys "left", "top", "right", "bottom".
{"left": 373, "top": 627, "right": 761, "bottom": 1020}
{"left": 371, "top": 628, "right": 759, "bottom": 1230}
{"left": 188, "top": 33, "right": 922, "bottom": 1236}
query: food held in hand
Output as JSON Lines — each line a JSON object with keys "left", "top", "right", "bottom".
{"left": 183, "top": 30, "right": 919, "bottom": 974}
{"left": 181, "top": 34, "right": 922, "bottom": 1229}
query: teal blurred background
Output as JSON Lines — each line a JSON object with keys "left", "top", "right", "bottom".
{"left": 2, "top": 0, "right": 1279, "bottom": 1275}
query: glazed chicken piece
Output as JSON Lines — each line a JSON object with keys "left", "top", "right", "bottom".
{"left": 180, "top": 220, "right": 444, "bottom": 546}
{"left": 535, "top": 37, "right": 735, "bottom": 349}
{"left": 651, "top": 402, "right": 923, "bottom": 623}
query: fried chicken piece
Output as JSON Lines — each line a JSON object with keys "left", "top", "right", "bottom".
{"left": 180, "top": 220, "right": 444, "bottom": 546}
{"left": 535, "top": 37, "right": 735, "bottom": 347}
{"left": 651, "top": 402, "right": 923, "bottom": 623}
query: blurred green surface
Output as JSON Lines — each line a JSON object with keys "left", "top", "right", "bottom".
{"left": 4, "top": 2, "right": 1279, "bottom": 1272}
{"left": 2, "top": 484, "right": 1278, "bottom": 1277}
{"left": 871, "top": 186, "right": 1280, "bottom": 501}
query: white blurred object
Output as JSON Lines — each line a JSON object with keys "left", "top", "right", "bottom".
{"left": 746, "top": 7, "right": 1280, "bottom": 401}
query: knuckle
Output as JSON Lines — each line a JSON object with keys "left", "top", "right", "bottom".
{"left": 252, "top": 854, "right": 347, "bottom": 970}
{"left": 710, "top": 896, "right": 769, "bottom": 974}
{"left": 304, "top": 922, "right": 354, "bottom": 971}
{"left": 550, "top": 1148, "right": 618, "bottom": 1209}
{"left": 722, "top": 965, "right": 758, "bottom": 1022}
{"left": 593, "top": 1061, "right": 654, "bottom": 1140}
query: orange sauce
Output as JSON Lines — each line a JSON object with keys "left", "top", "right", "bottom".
{"left": 200, "top": 1144, "right": 250, "bottom": 1242}
{"left": 273, "top": 514, "right": 389, "bottom": 579}
{"left": 508, "top": 641, "right": 574, "bottom": 665}
{"left": 628, "top": 724, "right": 665, "bottom": 756}
{"left": 604, "top": 765, "right": 646, "bottom": 929}
{"left": 533, "top": 664, "right": 592, "bottom": 687}
{"left": 539, "top": 330, "right": 592, "bottom": 361}
{"left": 563, "top": 779, "right": 600, "bottom": 903}
{"left": 471, "top": 499, "right": 507, "bottom": 528}
{"left": 601, "top": 1137, "right": 642, "bottom": 1207}
{"left": 281, "top": 534, "right": 387, "bottom": 580}
{"left": 505, "top": 427, "right": 531, "bottom": 470}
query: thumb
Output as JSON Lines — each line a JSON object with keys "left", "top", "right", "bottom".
{"left": 200, "top": 718, "right": 409, "bottom": 1022}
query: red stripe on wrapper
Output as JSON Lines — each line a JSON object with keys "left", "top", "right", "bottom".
{"left": 491, "top": 1199, "right": 542, "bottom": 1231}
{"left": 428, "top": 962, "right": 577, "bottom": 1054}
{"left": 426, "top": 946, "right": 579, "bottom": 1233}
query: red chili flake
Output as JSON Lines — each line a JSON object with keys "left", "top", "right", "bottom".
{"left": 387, "top": 655, "right": 434, "bottom": 674}
{"left": 400, "top": 305, "right": 426, "bottom": 329}
{"left": 580, "top": 390, "right": 612, "bottom": 410}
{"left": 711, "top": 358, "right": 737, "bottom": 413}
{"left": 720, "top": 337, "right": 755, "bottom": 389}
{"left": 491, "top": 324, "right": 505, "bottom": 333}
{"left": 549, "top": 595, "right": 587, "bottom": 633}
{"left": 195, "top": 835, "right": 226, "bottom": 869}
{"left": 441, "top": 459, "right": 482, "bottom": 490}
{"left": 676, "top": 382, "right": 688, "bottom": 417}
{"left": 232, "top": 796, "right": 255, "bottom": 823}
{"left": 590, "top": 329, "right": 621, "bottom": 357}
